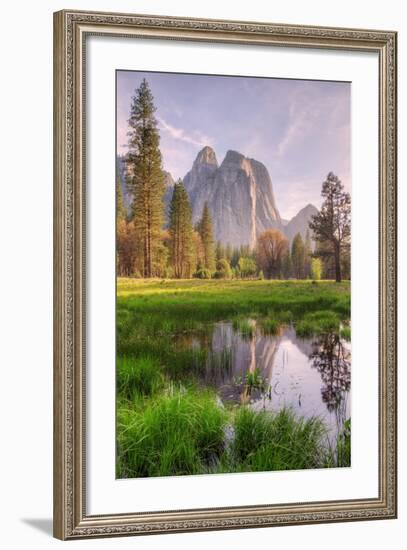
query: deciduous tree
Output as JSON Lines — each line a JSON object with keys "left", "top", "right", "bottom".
{"left": 238, "top": 256, "right": 257, "bottom": 278}
{"left": 256, "top": 229, "right": 288, "bottom": 279}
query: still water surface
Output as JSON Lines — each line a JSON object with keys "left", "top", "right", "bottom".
{"left": 183, "top": 320, "right": 351, "bottom": 442}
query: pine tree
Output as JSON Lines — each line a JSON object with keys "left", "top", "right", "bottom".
{"left": 309, "top": 172, "right": 351, "bottom": 283}
{"left": 169, "top": 181, "right": 194, "bottom": 278}
{"left": 197, "top": 202, "right": 216, "bottom": 272}
{"left": 291, "top": 233, "right": 305, "bottom": 279}
{"left": 117, "top": 220, "right": 138, "bottom": 276}
{"left": 230, "top": 246, "right": 240, "bottom": 268}
{"left": 282, "top": 250, "right": 292, "bottom": 279}
{"left": 304, "top": 229, "right": 312, "bottom": 278}
{"left": 116, "top": 171, "right": 126, "bottom": 222}
{"left": 126, "top": 78, "right": 165, "bottom": 278}
{"left": 225, "top": 243, "right": 232, "bottom": 263}
{"left": 215, "top": 241, "right": 226, "bottom": 262}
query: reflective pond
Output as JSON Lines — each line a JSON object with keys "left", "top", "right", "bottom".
{"left": 180, "top": 320, "right": 351, "bottom": 442}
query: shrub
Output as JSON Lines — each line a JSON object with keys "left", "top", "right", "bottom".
{"left": 193, "top": 268, "right": 212, "bottom": 279}
{"left": 238, "top": 256, "right": 257, "bottom": 278}
{"left": 214, "top": 258, "right": 232, "bottom": 279}
{"left": 310, "top": 258, "right": 322, "bottom": 281}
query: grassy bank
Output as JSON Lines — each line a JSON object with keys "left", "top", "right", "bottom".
{"left": 117, "top": 278, "right": 350, "bottom": 322}
{"left": 117, "top": 278, "right": 350, "bottom": 356}
{"left": 117, "top": 379, "right": 349, "bottom": 478}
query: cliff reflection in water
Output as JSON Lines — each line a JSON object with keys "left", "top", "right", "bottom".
{"left": 184, "top": 320, "right": 351, "bottom": 442}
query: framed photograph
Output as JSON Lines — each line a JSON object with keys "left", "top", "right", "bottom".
{"left": 53, "top": 9, "right": 397, "bottom": 540}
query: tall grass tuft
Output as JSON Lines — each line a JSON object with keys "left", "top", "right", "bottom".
{"left": 232, "top": 407, "right": 327, "bottom": 471}
{"left": 117, "top": 356, "right": 164, "bottom": 399}
{"left": 296, "top": 310, "right": 340, "bottom": 337}
{"left": 260, "top": 318, "right": 280, "bottom": 335}
{"left": 336, "top": 419, "right": 351, "bottom": 466}
{"left": 117, "top": 388, "right": 227, "bottom": 478}
{"left": 232, "top": 318, "right": 254, "bottom": 339}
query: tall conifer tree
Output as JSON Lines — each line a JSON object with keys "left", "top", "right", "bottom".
{"left": 309, "top": 172, "right": 351, "bottom": 282}
{"left": 304, "top": 229, "right": 312, "bottom": 278}
{"left": 291, "top": 233, "right": 305, "bottom": 279}
{"left": 116, "top": 171, "right": 126, "bottom": 222}
{"left": 126, "top": 79, "right": 165, "bottom": 277}
{"left": 169, "top": 181, "right": 194, "bottom": 278}
{"left": 197, "top": 202, "right": 216, "bottom": 272}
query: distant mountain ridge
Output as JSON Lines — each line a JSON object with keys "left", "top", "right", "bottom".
{"left": 117, "top": 147, "right": 318, "bottom": 247}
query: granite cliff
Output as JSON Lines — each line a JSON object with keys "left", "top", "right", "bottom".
{"left": 183, "top": 146, "right": 281, "bottom": 248}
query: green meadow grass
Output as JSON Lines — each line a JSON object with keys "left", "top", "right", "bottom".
{"left": 117, "top": 278, "right": 350, "bottom": 323}
{"left": 116, "top": 278, "right": 351, "bottom": 478}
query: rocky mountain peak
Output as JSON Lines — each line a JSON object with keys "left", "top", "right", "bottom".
{"left": 163, "top": 170, "right": 175, "bottom": 188}
{"left": 302, "top": 203, "right": 318, "bottom": 214}
{"left": 194, "top": 145, "right": 218, "bottom": 167}
{"left": 183, "top": 147, "right": 282, "bottom": 248}
{"left": 221, "top": 149, "right": 246, "bottom": 166}
{"left": 284, "top": 203, "right": 319, "bottom": 245}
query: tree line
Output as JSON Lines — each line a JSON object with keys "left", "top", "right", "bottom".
{"left": 117, "top": 78, "right": 351, "bottom": 282}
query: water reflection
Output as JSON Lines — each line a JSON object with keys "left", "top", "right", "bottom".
{"left": 310, "top": 333, "right": 351, "bottom": 436}
{"left": 182, "top": 320, "right": 351, "bottom": 441}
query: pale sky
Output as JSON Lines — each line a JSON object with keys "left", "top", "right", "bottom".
{"left": 116, "top": 70, "right": 350, "bottom": 220}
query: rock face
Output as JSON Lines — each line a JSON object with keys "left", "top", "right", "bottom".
{"left": 183, "top": 146, "right": 281, "bottom": 248}
{"left": 119, "top": 147, "right": 319, "bottom": 249}
{"left": 163, "top": 170, "right": 175, "bottom": 220}
{"left": 284, "top": 203, "right": 318, "bottom": 245}
{"left": 117, "top": 155, "right": 132, "bottom": 214}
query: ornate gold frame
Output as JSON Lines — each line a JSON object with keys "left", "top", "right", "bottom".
{"left": 53, "top": 9, "right": 397, "bottom": 540}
